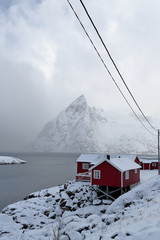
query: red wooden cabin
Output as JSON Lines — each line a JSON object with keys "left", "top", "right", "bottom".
{"left": 139, "top": 158, "right": 158, "bottom": 170}
{"left": 76, "top": 154, "right": 106, "bottom": 174}
{"left": 76, "top": 154, "right": 106, "bottom": 181}
{"left": 76, "top": 154, "right": 141, "bottom": 187}
{"left": 90, "top": 157, "right": 141, "bottom": 188}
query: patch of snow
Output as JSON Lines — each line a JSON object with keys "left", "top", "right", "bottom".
{"left": 76, "top": 153, "right": 106, "bottom": 164}
{"left": 0, "top": 156, "right": 27, "bottom": 164}
{"left": 109, "top": 157, "right": 141, "bottom": 171}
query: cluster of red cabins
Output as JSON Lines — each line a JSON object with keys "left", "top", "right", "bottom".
{"left": 76, "top": 154, "right": 158, "bottom": 199}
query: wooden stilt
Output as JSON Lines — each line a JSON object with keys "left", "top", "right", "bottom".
{"left": 91, "top": 186, "right": 115, "bottom": 201}
{"left": 106, "top": 186, "right": 109, "bottom": 200}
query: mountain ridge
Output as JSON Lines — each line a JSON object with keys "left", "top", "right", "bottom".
{"left": 28, "top": 95, "right": 157, "bottom": 154}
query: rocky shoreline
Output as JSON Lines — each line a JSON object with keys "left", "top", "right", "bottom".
{"left": 0, "top": 181, "right": 112, "bottom": 240}
{"left": 0, "top": 171, "right": 159, "bottom": 240}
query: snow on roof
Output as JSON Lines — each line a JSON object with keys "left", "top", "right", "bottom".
{"left": 110, "top": 157, "right": 141, "bottom": 172}
{"left": 110, "top": 154, "right": 138, "bottom": 161}
{"left": 141, "top": 159, "right": 158, "bottom": 163}
{"left": 89, "top": 157, "right": 141, "bottom": 172}
{"left": 77, "top": 153, "right": 139, "bottom": 164}
{"left": 76, "top": 154, "right": 106, "bottom": 164}
{"left": 77, "top": 154, "right": 141, "bottom": 172}
{"left": 139, "top": 158, "right": 158, "bottom": 163}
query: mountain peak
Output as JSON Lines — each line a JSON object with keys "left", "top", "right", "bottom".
{"left": 29, "top": 95, "right": 157, "bottom": 154}
{"left": 71, "top": 95, "right": 87, "bottom": 106}
{"left": 66, "top": 95, "right": 88, "bottom": 114}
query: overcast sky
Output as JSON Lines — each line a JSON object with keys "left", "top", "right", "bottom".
{"left": 0, "top": 0, "right": 160, "bottom": 151}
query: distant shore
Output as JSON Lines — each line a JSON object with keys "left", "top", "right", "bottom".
{"left": 0, "top": 156, "right": 27, "bottom": 165}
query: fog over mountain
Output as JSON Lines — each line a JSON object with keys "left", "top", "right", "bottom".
{"left": 1, "top": 1, "right": 160, "bottom": 151}
{"left": 28, "top": 95, "right": 157, "bottom": 154}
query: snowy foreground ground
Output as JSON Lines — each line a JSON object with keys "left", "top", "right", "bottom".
{"left": 0, "top": 156, "right": 27, "bottom": 164}
{"left": 0, "top": 170, "right": 159, "bottom": 240}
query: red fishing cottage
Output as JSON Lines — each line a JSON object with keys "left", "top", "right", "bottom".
{"left": 76, "top": 154, "right": 141, "bottom": 199}
{"left": 139, "top": 157, "right": 158, "bottom": 170}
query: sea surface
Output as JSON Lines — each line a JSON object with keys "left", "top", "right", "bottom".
{"left": 0, "top": 152, "right": 79, "bottom": 211}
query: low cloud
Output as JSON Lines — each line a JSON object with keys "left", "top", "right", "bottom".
{"left": 0, "top": 0, "right": 160, "bottom": 150}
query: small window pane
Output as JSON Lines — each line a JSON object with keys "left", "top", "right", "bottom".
{"left": 125, "top": 171, "right": 129, "bottom": 180}
{"left": 82, "top": 163, "right": 89, "bottom": 169}
{"left": 94, "top": 170, "right": 101, "bottom": 179}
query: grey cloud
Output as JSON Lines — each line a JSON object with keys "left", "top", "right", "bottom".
{"left": 0, "top": 0, "right": 160, "bottom": 151}
{"left": 0, "top": 57, "right": 53, "bottom": 150}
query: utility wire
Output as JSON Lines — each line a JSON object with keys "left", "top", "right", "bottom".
{"left": 79, "top": 0, "right": 157, "bottom": 133}
{"left": 66, "top": 0, "right": 156, "bottom": 136}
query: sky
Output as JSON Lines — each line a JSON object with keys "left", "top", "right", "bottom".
{"left": 0, "top": 0, "right": 160, "bottom": 151}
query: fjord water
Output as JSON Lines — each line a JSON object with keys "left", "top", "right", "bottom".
{"left": 0, "top": 152, "right": 79, "bottom": 211}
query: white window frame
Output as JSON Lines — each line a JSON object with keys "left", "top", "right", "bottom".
{"left": 94, "top": 170, "right": 101, "bottom": 179}
{"left": 82, "top": 163, "right": 89, "bottom": 170}
{"left": 152, "top": 163, "right": 156, "bottom": 166}
{"left": 125, "top": 170, "right": 129, "bottom": 180}
{"left": 135, "top": 169, "right": 137, "bottom": 174}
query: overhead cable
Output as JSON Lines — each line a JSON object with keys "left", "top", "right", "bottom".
{"left": 66, "top": 0, "right": 156, "bottom": 136}
{"left": 79, "top": 0, "right": 157, "bottom": 133}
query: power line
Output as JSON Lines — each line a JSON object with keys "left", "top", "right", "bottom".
{"left": 79, "top": 0, "right": 157, "bottom": 133}
{"left": 66, "top": 0, "right": 156, "bottom": 136}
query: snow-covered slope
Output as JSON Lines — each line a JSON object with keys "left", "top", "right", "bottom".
{"left": 29, "top": 95, "right": 158, "bottom": 154}
{"left": 0, "top": 170, "right": 159, "bottom": 240}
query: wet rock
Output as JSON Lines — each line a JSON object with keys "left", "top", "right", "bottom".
{"left": 60, "top": 199, "right": 67, "bottom": 208}
{"left": 22, "top": 224, "right": 28, "bottom": 229}
{"left": 24, "top": 194, "right": 36, "bottom": 200}
{"left": 124, "top": 202, "right": 132, "bottom": 208}
{"left": 66, "top": 191, "right": 75, "bottom": 198}
{"left": 44, "top": 193, "right": 52, "bottom": 197}
{"left": 43, "top": 210, "right": 50, "bottom": 217}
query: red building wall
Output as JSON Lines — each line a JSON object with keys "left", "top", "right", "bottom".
{"left": 77, "top": 162, "right": 91, "bottom": 174}
{"left": 91, "top": 161, "right": 140, "bottom": 187}
{"left": 151, "top": 162, "right": 158, "bottom": 170}
{"left": 122, "top": 169, "right": 140, "bottom": 187}
{"left": 142, "top": 163, "right": 150, "bottom": 170}
{"left": 91, "top": 161, "right": 121, "bottom": 187}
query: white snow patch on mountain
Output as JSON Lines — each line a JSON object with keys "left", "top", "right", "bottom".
{"left": 28, "top": 95, "right": 158, "bottom": 154}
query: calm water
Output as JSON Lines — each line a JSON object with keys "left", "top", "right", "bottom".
{"left": 0, "top": 152, "right": 79, "bottom": 211}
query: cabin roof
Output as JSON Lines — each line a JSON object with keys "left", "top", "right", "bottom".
{"left": 110, "top": 154, "right": 138, "bottom": 161}
{"left": 110, "top": 157, "right": 141, "bottom": 171}
{"left": 76, "top": 153, "right": 138, "bottom": 164}
{"left": 139, "top": 158, "right": 158, "bottom": 163}
{"left": 76, "top": 154, "right": 106, "bottom": 164}
{"left": 89, "top": 157, "right": 141, "bottom": 172}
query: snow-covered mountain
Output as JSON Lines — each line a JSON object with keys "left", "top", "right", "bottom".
{"left": 29, "top": 95, "right": 158, "bottom": 154}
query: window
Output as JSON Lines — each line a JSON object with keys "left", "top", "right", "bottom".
{"left": 82, "top": 163, "right": 89, "bottom": 169}
{"left": 135, "top": 169, "right": 137, "bottom": 174}
{"left": 125, "top": 170, "right": 129, "bottom": 180}
{"left": 152, "top": 163, "right": 156, "bottom": 166}
{"left": 94, "top": 170, "right": 101, "bottom": 179}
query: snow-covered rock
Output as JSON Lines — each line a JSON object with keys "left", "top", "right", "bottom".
{"left": 0, "top": 156, "right": 27, "bottom": 164}
{"left": 28, "top": 95, "right": 157, "bottom": 154}
{"left": 0, "top": 181, "right": 99, "bottom": 240}
{"left": 0, "top": 171, "right": 160, "bottom": 240}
